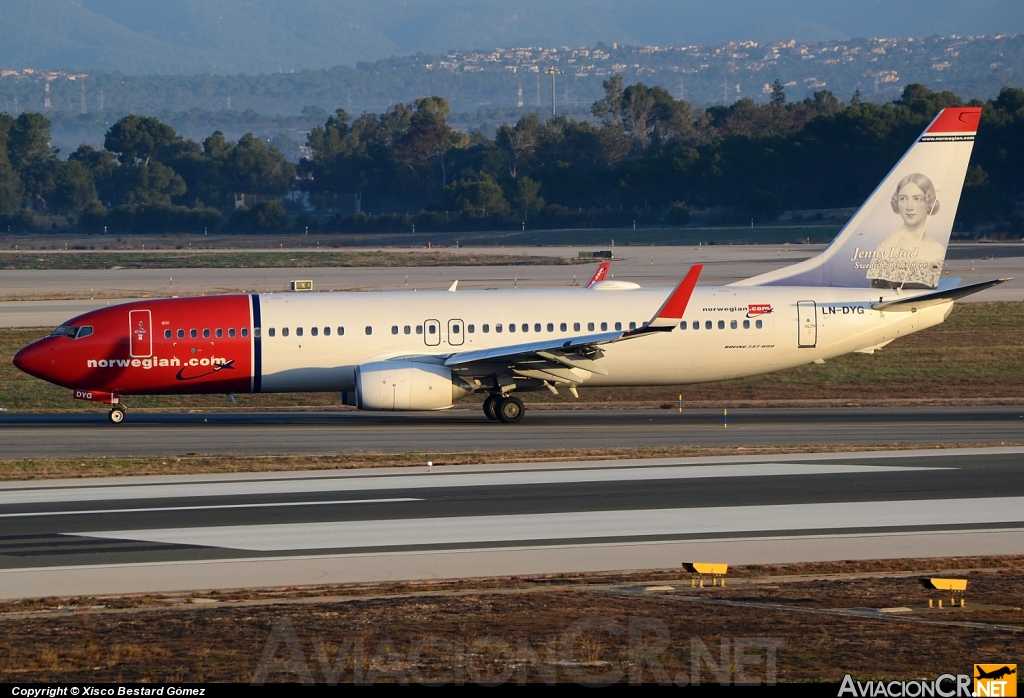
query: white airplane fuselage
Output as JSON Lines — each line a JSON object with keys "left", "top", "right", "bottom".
{"left": 256, "top": 286, "right": 948, "bottom": 392}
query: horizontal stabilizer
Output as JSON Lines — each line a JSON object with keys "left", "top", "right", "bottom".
{"left": 872, "top": 278, "right": 1008, "bottom": 311}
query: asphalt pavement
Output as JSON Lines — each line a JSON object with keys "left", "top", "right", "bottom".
{"left": 1, "top": 447, "right": 1022, "bottom": 598}
{"left": 2, "top": 406, "right": 1023, "bottom": 458}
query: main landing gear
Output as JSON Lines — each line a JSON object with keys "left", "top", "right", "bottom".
{"left": 108, "top": 406, "right": 126, "bottom": 424}
{"left": 482, "top": 394, "right": 525, "bottom": 423}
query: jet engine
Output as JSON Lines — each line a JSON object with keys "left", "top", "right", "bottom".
{"left": 354, "top": 361, "right": 471, "bottom": 411}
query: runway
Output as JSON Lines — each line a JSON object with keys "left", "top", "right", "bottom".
{"left": 2, "top": 406, "right": 1024, "bottom": 458}
{"left": 1, "top": 447, "right": 1023, "bottom": 598}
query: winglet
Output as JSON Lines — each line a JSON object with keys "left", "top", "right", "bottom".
{"left": 448, "top": 280, "right": 458, "bottom": 292}
{"left": 585, "top": 261, "right": 611, "bottom": 288}
{"left": 646, "top": 265, "right": 703, "bottom": 328}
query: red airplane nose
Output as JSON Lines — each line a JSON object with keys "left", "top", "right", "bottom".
{"left": 12, "top": 341, "right": 51, "bottom": 381}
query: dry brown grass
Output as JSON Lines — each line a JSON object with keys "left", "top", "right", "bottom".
{"left": 1, "top": 557, "right": 1021, "bottom": 683}
{"left": 0, "top": 442, "right": 1008, "bottom": 481}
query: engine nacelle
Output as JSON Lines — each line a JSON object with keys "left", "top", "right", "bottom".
{"left": 355, "top": 361, "right": 470, "bottom": 411}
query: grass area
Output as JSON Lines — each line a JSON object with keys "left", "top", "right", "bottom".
{"left": 2, "top": 557, "right": 1021, "bottom": 682}
{"left": 0, "top": 250, "right": 576, "bottom": 270}
{"left": 0, "top": 225, "right": 842, "bottom": 252}
{"left": 4, "top": 302, "right": 1023, "bottom": 414}
{"left": 0, "top": 443, "right": 1000, "bottom": 481}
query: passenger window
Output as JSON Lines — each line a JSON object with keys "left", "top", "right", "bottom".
{"left": 324, "top": 327, "right": 331, "bottom": 336}
{"left": 730, "top": 320, "right": 737, "bottom": 329}
{"left": 452, "top": 324, "right": 461, "bottom": 334}
{"left": 680, "top": 321, "right": 687, "bottom": 329}
{"left": 588, "top": 322, "right": 595, "bottom": 331}
{"left": 338, "top": 326, "right": 345, "bottom": 336}
{"left": 756, "top": 319, "right": 763, "bottom": 329}
{"left": 282, "top": 328, "right": 289, "bottom": 337}
{"left": 202, "top": 328, "right": 210, "bottom": 338}
{"left": 297, "top": 327, "right": 304, "bottom": 337}
{"left": 416, "top": 325, "right": 422, "bottom": 334}
{"left": 177, "top": 329, "right": 185, "bottom": 339}
{"left": 523, "top": 324, "right": 530, "bottom": 332}
{"left": 743, "top": 320, "right": 750, "bottom": 329}
{"left": 468, "top": 324, "right": 475, "bottom": 333}
{"left": 428, "top": 325, "right": 436, "bottom": 335}
{"left": 242, "top": 328, "right": 249, "bottom": 338}
{"left": 164, "top": 329, "right": 172, "bottom": 339}
{"left": 216, "top": 328, "right": 223, "bottom": 338}
{"left": 229, "top": 328, "right": 236, "bottom": 338}
{"left": 560, "top": 323, "right": 567, "bottom": 332}
{"left": 496, "top": 324, "right": 502, "bottom": 333}
{"left": 269, "top": 328, "right": 276, "bottom": 337}
{"left": 629, "top": 322, "right": 636, "bottom": 330}
{"left": 483, "top": 324, "right": 490, "bottom": 333}
{"left": 537, "top": 323, "right": 544, "bottom": 332}
{"left": 601, "top": 322, "right": 608, "bottom": 331}
{"left": 311, "top": 327, "right": 318, "bottom": 336}
{"left": 718, "top": 320, "right": 725, "bottom": 330}
{"left": 702, "top": 321, "right": 710, "bottom": 330}
{"left": 509, "top": 324, "right": 516, "bottom": 333}
{"left": 404, "top": 325, "right": 411, "bottom": 334}
{"left": 391, "top": 326, "right": 399, "bottom": 335}
{"left": 613, "top": 322, "right": 621, "bottom": 331}
{"left": 574, "top": 323, "right": 580, "bottom": 331}
{"left": 694, "top": 322, "right": 700, "bottom": 330}
{"left": 190, "top": 329, "right": 197, "bottom": 338}
{"left": 365, "top": 326, "right": 372, "bottom": 335}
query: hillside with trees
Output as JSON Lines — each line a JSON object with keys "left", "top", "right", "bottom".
{"left": 1, "top": 82, "right": 1022, "bottom": 237}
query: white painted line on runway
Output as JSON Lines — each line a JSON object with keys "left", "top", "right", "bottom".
{"left": 79, "top": 496, "right": 1024, "bottom": 552}
{"left": 0, "top": 497, "right": 419, "bottom": 518}
{"left": 0, "top": 462, "right": 941, "bottom": 505}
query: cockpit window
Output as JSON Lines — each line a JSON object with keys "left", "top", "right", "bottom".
{"left": 51, "top": 325, "right": 93, "bottom": 339}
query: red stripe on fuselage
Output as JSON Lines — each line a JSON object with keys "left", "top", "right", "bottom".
{"left": 15, "top": 296, "right": 254, "bottom": 395}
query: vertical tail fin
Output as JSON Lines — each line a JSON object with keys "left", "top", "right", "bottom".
{"left": 734, "top": 107, "right": 982, "bottom": 289}
{"left": 585, "top": 261, "right": 611, "bottom": 288}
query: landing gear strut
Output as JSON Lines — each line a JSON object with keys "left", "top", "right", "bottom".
{"left": 108, "top": 406, "right": 126, "bottom": 424}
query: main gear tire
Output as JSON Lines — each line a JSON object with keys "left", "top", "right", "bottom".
{"left": 483, "top": 394, "right": 500, "bottom": 421}
{"left": 496, "top": 396, "right": 525, "bottom": 423}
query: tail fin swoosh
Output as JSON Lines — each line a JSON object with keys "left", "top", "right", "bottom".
{"left": 734, "top": 107, "right": 982, "bottom": 289}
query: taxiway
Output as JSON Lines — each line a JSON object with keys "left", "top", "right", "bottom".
{"left": 1, "top": 406, "right": 1023, "bottom": 458}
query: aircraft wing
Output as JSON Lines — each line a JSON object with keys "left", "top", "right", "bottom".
{"left": 443, "top": 265, "right": 702, "bottom": 377}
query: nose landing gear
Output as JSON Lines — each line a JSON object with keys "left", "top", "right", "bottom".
{"left": 108, "top": 406, "right": 126, "bottom": 424}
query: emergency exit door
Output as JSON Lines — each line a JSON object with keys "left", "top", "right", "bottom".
{"left": 423, "top": 319, "right": 441, "bottom": 346}
{"left": 797, "top": 301, "right": 817, "bottom": 348}
{"left": 129, "top": 309, "right": 152, "bottom": 357}
{"left": 448, "top": 319, "right": 464, "bottom": 346}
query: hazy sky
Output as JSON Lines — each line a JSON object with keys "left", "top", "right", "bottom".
{"left": 2, "top": 0, "right": 1022, "bottom": 73}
